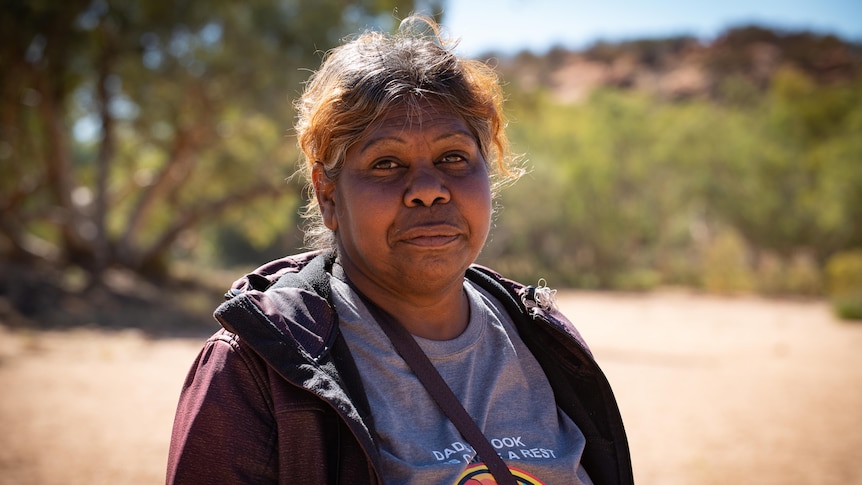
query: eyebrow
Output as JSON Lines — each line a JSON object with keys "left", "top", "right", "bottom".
{"left": 357, "top": 128, "right": 477, "bottom": 155}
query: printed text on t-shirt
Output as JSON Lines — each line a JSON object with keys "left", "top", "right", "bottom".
{"left": 432, "top": 437, "right": 558, "bottom": 465}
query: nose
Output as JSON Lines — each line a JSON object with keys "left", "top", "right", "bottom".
{"left": 404, "top": 166, "right": 450, "bottom": 207}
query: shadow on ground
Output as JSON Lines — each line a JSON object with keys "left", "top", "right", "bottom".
{"left": 0, "top": 262, "right": 223, "bottom": 338}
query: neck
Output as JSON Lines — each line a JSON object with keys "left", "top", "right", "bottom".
{"left": 339, "top": 262, "right": 470, "bottom": 341}
{"left": 377, "top": 284, "right": 470, "bottom": 341}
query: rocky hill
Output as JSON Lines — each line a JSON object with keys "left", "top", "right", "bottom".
{"left": 490, "top": 25, "right": 862, "bottom": 102}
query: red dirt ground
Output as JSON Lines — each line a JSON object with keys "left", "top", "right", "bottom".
{"left": 1, "top": 290, "right": 861, "bottom": 484}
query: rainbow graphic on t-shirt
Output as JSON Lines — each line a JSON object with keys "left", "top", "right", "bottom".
{"left": 454, "top": 463, "right": 545, "bottom": 485}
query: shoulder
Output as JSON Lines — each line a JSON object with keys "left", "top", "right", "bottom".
{"left": 225, "top": 249, "right": 330, "bottom": 297}
{"left": 196, "top": 328, "right": 268, "bottom": 377}
{"left": 466, "top": 264, "right": 525, "bottom": 300}
{"left": 214, "top": 250, "right": 339, "bottom": 364}
{"left": 467, "top": 264, "right": 592, "bottom": 355}
{"left": 181, "top": 329, "right": 273, "bottom": 411}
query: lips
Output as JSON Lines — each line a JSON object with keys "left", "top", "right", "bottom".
{"left": 394, "top": 223, "right": 463, "bottom": 247}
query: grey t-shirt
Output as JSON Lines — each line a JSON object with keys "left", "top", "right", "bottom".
{"left": 331, "top": 274, "right": 593, "bottom": 485}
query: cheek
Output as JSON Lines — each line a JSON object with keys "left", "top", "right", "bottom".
{"left": 463, "top": 178, "right": 493, "bottom": 230}
{"left": 334, "top": 185, "right": 392, "bottom": 233}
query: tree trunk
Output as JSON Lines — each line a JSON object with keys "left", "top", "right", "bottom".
{"left": 91, "top": 25, "right": 117, "bottom": 287}
{"left": 38, "top": 77, "right": 92, "bottom": 268}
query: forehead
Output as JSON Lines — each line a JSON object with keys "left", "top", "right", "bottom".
{"left": 364, "top": 100, "right": 472, "bottom": 139}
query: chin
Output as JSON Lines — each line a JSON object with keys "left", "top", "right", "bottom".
{"left": 400, "top": 251, "right": 475, "bottom": 284}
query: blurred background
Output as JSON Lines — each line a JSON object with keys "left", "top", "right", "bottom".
{"left": 1, "top": 1, "right": 862, "bottom": 484}
{"left": 2, "top": 0, "right": 861, "bottom": 323}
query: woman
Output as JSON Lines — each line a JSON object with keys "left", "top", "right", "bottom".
{"left": 167, "top": 16, "right": 632, "bottom": 485}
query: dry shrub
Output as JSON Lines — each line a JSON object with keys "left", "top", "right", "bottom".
{"left": 826, "top": 249, "right": 862, "bottom": 320}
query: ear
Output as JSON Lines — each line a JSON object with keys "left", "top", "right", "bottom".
{"left": 312, "top": 163, "right": 338, "bottom": 231}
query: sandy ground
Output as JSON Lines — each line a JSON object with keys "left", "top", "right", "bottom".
{"left": 1, "top": 290, "right": 861, "bottom": 484}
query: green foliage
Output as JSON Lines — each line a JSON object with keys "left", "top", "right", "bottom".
{"left": 1, "top": 0, "right": 439, "bottom": 282}
{"left": 483, "top": 87, "right": 718, "bottom": 288}
{"left": 825, "top": 250, "right": 862, "bottom": 320}
{"left": 483, "top": 89, "right": 681, "bottom": 287}
{"left": 484, "top": 61, "right": 862, "bottom": 292}
{"left": 4, "top": 7, "right": 859, "bottom": 300}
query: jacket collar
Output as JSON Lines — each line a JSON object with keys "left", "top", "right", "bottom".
{"left": 215, "top": 249, "right": 338, "bottom": 362}
{"left": 215, "top": 250, "right": 383, "bottom": 478}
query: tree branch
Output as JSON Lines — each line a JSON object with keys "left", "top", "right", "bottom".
{"left": 131, "top": 183, "right": 284, "bottom": 272}
{"left": 118, "top": 80, "right": 214, "bottom": 258}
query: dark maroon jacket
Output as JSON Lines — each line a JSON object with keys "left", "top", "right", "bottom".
{"left": 166, "top": 250, "right": 632, "bottom": 484}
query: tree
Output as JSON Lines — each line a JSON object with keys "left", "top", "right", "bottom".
{"left": 0, "top": 0, "right": 441, "bottom": 284}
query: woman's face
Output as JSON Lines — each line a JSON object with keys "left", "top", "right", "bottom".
{"left": 315, "top": 101, "right": 492, "bottom": 299}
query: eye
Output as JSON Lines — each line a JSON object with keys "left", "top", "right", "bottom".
{"left": 372, "top": 158, "right": 401, "bottom": 170}
{"left": 437, "top": 153, "right": 469, "bottom": 165}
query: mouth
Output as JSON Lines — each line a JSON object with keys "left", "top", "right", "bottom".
{"left": 395, "top": 224, "right": 462, "bottom": 247}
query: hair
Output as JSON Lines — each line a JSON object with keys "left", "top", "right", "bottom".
{"left": 294, "top": 15, "right": 521, "bottom": 249}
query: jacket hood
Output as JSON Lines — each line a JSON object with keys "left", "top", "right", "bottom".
{"left": 214, "top": 249, "right": 338, "bottom": 363}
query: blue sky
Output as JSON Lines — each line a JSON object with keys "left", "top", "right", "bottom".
{"left": 441, "top": 0, "right": 862, "bottom": 57}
